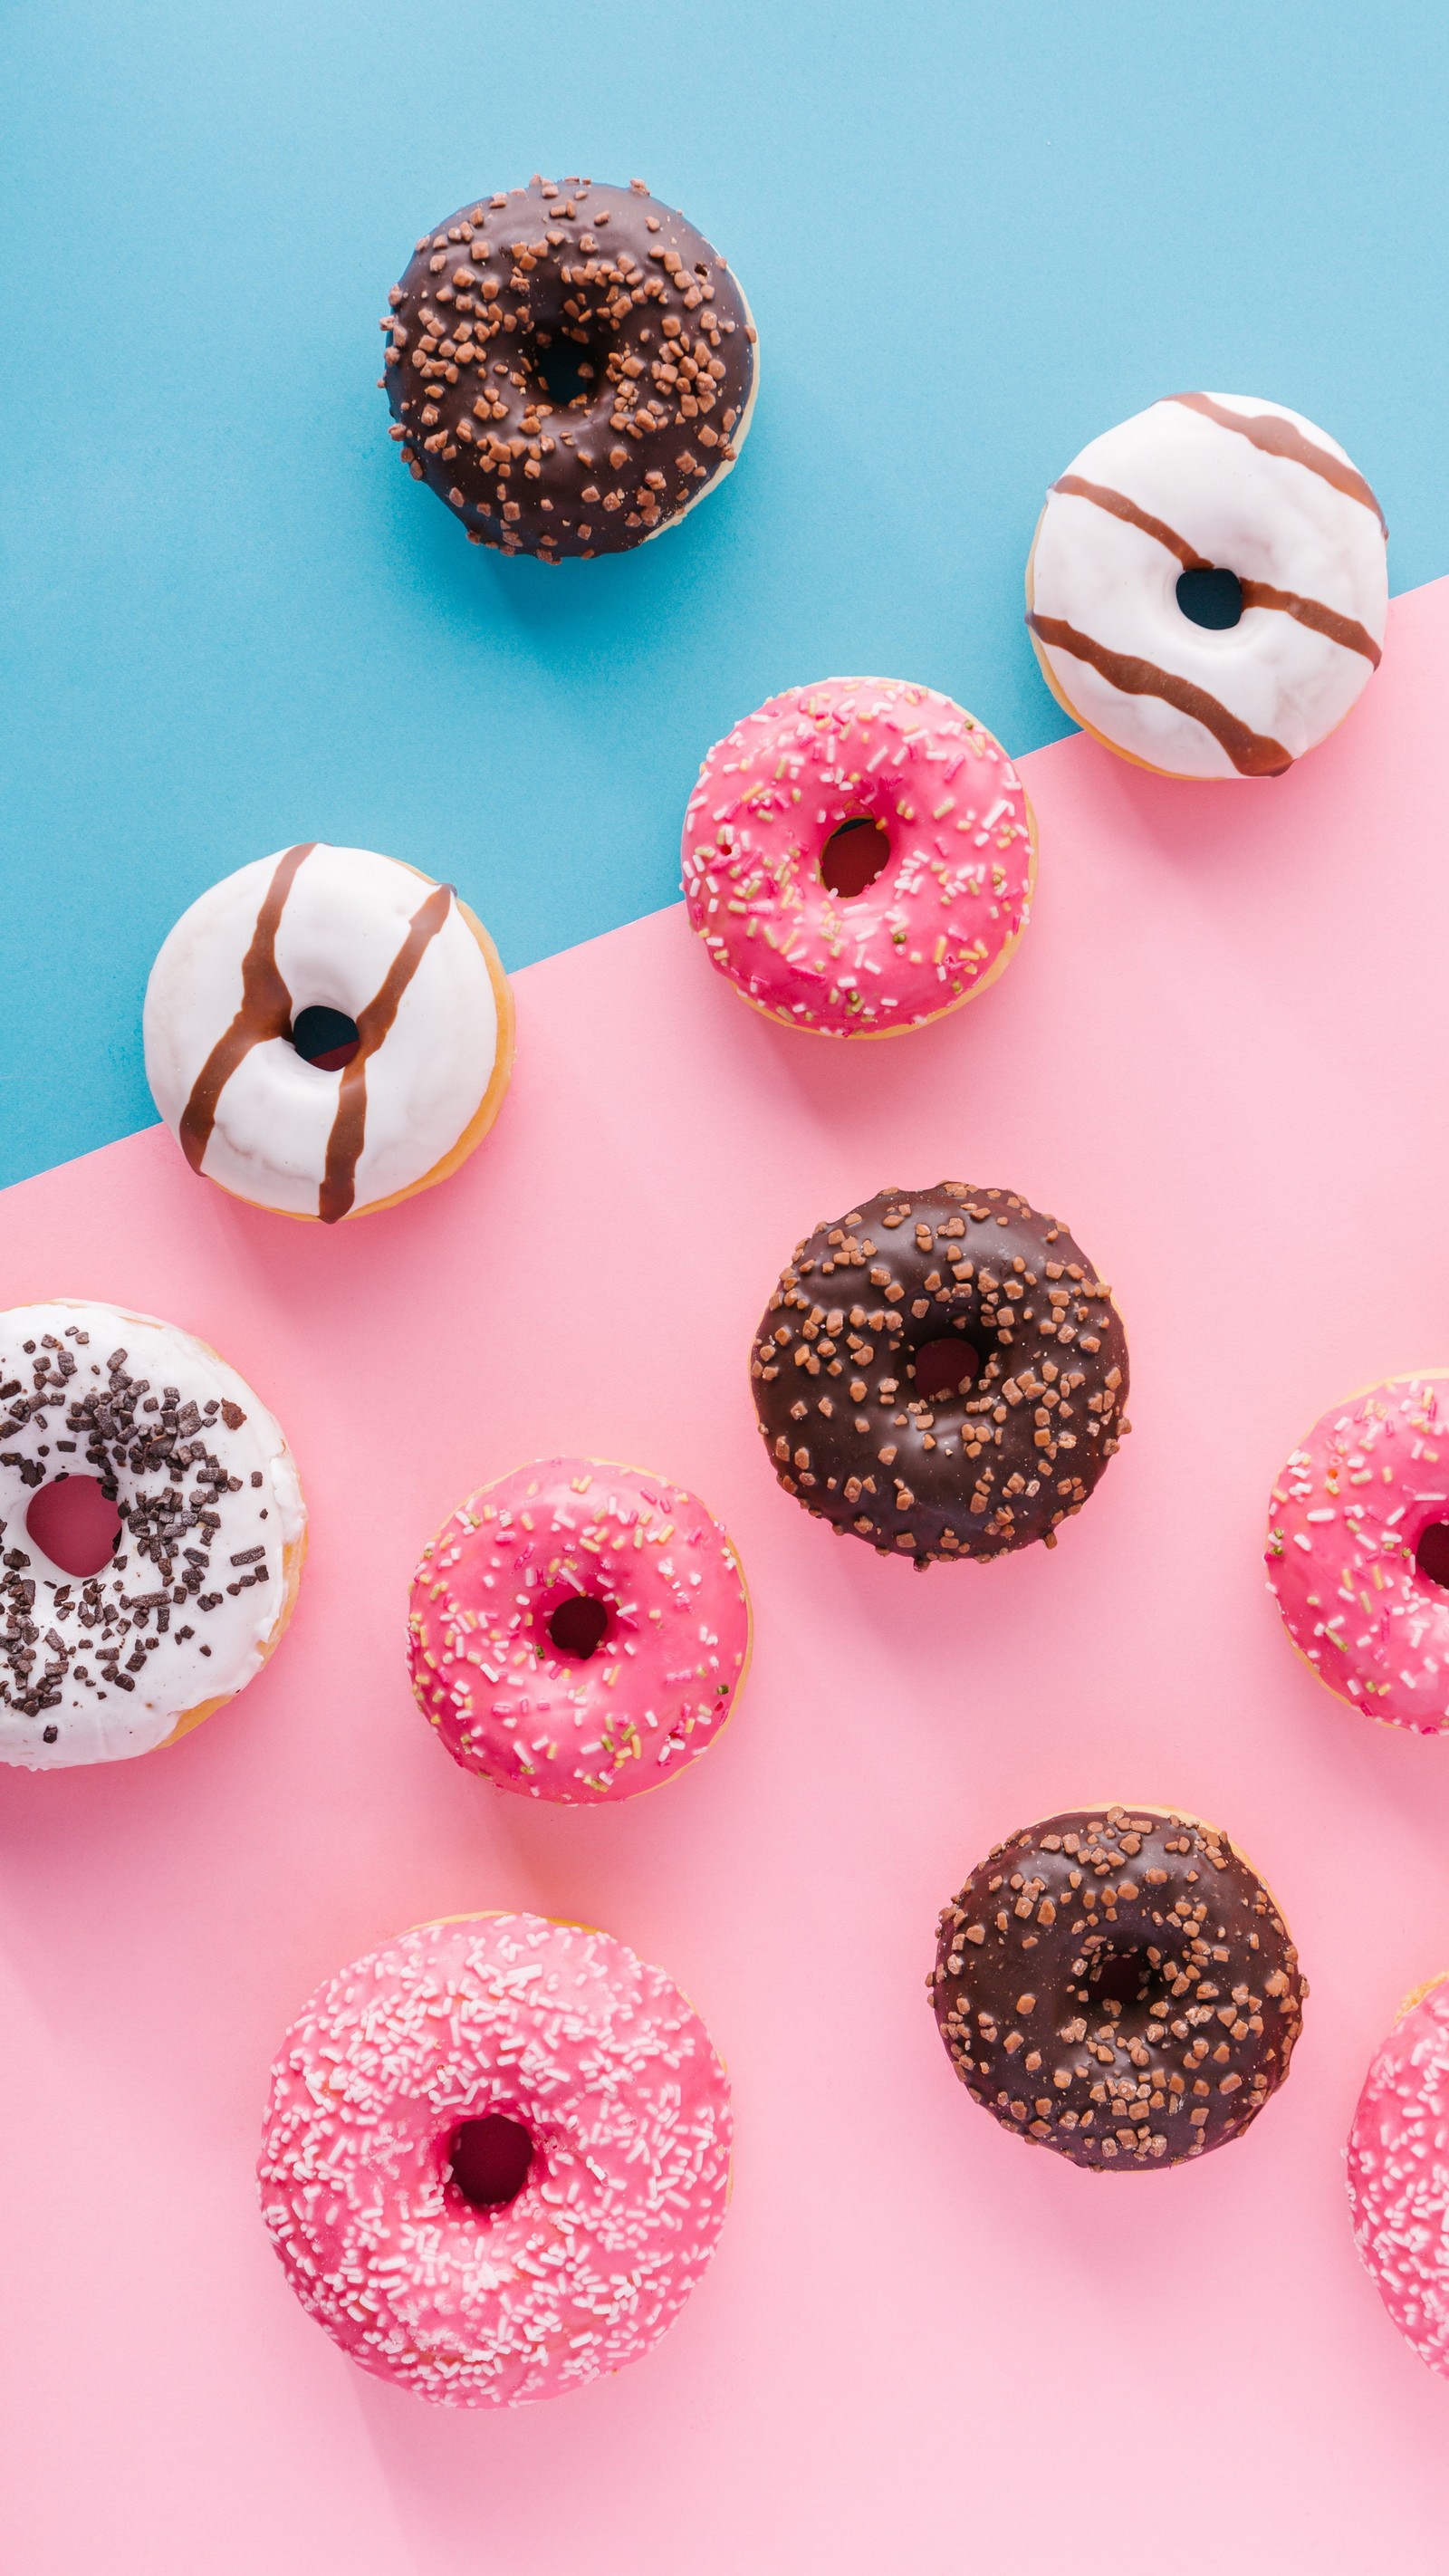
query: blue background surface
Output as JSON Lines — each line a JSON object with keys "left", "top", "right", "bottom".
{"left": 4, "top": 1, "right": 1447, "bottom": 1187}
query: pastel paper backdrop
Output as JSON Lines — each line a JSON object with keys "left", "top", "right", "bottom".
{"left": 5, "top": 0, "right": 1449, "bottom": 1181}
{"left": 5, "top": 583, "right": 1449, "bottom": 2573}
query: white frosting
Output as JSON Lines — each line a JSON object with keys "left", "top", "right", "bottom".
{"left": 1028, "top": 393, "right": 1387, "bottom": 778}
{"left": 143, "top": 845, "right": 505, "bottom": 1218}
{"left": 0, "top": 1302, "right": 305, "bottom": 1768}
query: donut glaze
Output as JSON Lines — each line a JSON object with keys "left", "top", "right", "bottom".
{"left": 682, "top": 678, "right": 1035, "bottom": 1038}
{"left": 382, "top": 177, "right": 758, "bottom": 562}
{"left": 0, "top": 1301, "right": 305, "bottom": 1768}
{"left": 258, "top": 1913, "right": 733, "bottom": 2407}
{"left": 1348, "top": 1977, "right": 1449, "bottom": 2378}
{"left": 750, "top": 1183, "right": 1129, "bottom": 1563}
{"left": 145, "top": 844, "right": 513, "bottom": 1223}
{"left": 1027, "top": 393, "right": 1387, "bottom": 779}
{"left": 1266, "top": 1374, "right": 1449, "bottom": 1734}
{"left": 408, "top": 1458, "right": 751, "bottom": 1803}
{"left": 932, "top": 1808, "right": 1307, "bottom": 2170}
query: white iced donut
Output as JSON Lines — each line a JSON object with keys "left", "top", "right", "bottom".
{"left": 144, "top": 844, "right": 514, "bottom": 1222}
{"left": 0, "top": 1301, "right": 306, "bottom": 1769}
{"left": 1026, "top": 392, "right": 1387, "bottom": 779}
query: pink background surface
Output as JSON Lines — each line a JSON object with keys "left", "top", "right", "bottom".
{"left": 7, "top": 586, "right": 1449, "bottom": 2571}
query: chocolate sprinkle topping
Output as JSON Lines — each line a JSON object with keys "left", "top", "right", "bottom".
{"left": 749, "top": 1183, "right": 1130, "bottom": 1562}
{"left": 931, "top": 1808, "right": 1307, "bottom": 2169}
{"left": 0, "top": 1329, "right": 273, "bottom": 1739}
{"left": 381, "top": 177, "right": 757, "bottom": 562}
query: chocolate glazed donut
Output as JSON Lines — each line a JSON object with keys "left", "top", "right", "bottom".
{"left": 749, "top": 1184, "right": 1129, "bottom": 1563}
{"left": 379, "top": 177, "right": 758, "bottom": 561}
{"left": 932, "top": 1809, "right": 1307, "bottom": 2169}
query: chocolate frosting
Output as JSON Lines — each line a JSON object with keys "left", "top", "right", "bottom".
{"left": 380, "top": 178, "right": 757, "bottom": 561}
{"left": 932, "top": 1808, "right": 1307, "bottom": 2170}
{"left": 749, "top": 1184, "right": 1129, "bottom": 1562}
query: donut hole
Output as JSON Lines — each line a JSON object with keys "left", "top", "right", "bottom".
{"left": 911, "top": 1334, "right": 985, "bottom": 1404}
{"left": 820, "top": 817, "right": 891, "bottom": 899}
{"left": 1416, "top": 1522, "right": 1449, "bottom": 1590}
{"left": 444, "top": 2114, "right": 533, "bottom": 2213}
{"left": 534, "top": 335, "right": 606, "bottom": 409}
{"left": 1176, "top": 566, "right": 1243, "bottom": 631}
{"left": 1080, "top": 1946, "right": 1170, "bottom": 2033}
{"left": 25, "top": 1475, "right": 121, "bottom": 1578}
{"left": 290, "top": 1005, "right": 360, "bottom": 1072}
{"left": 546, "top": 1592, "right": 611, "bottom": 1661}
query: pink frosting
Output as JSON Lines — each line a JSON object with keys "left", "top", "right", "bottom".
{"left": 258, "top": 1913, "right": 732, "bottom": 2408}
{"left": 408, "top": 1457, "right": 751, "bottom": 1802}
{"left": 1266, "top": 1374, "right": 1449, "bottom": 1733}
{"left": 681, "top": 677, "right": 1034, "bottom": 1037}
{"left": 1348, "top": 1979, "right": 1449, "bottom": 2379}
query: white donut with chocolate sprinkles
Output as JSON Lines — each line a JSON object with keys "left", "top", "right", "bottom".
{"left": 932, "top": 1808, "right": 1307, "bottom": 2170}
{"left": 380, "top": 177, "right": 758, "bottom": 561}
{"left": 1027, "top": 392, "right": 1387, "bottom": 778}
{"left": 750, "top": 1184, "right": 1129, "bottom": 1563}
{"left": 144, "top": 844, "right": 513, "bottom": 1222}
{"left": 0, "top": 1300, "right": 305, "bottom": 1769}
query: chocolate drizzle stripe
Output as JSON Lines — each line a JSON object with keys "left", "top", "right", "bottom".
{"left": 1026, "top": 613, "right": 1293, "bottom": 777}
{"left": 1168, "top": 392, "right": 1387, "bottom": 534}
{"left": 178, "top": 844, "right": 315, "bottom": 1172}
{"left": 1052, "top": 475, "right": 1209, "bottom": 571}
{"left": 1052, "top": 480, "right": 1382, "bottom": 665}
{"left": 1239, "top": 581, "right": 1382, "bottom": 667}
{"left": 318, "top": 882, "right": 454, "bottom": 1225}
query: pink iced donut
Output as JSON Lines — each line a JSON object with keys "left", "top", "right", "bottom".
{"left": 408, "top": 1456, "right": 752, "bottom": 1802}
{"left": 258, "top": 1912, "right": 732, "bottom": 2408}
{"left": 1348, "top": 1976, "right": 1449, "bottom": 2378}
{"left": 1266, "top": 1373, "right": 1449, "bottom": 1733}
{"left": 682, "top": 677, "right": 1036, "bottom": 1038}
